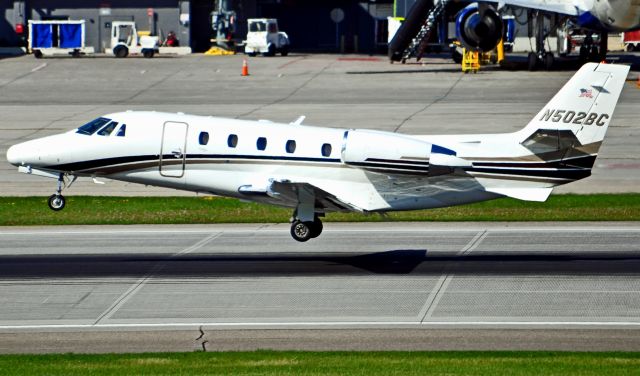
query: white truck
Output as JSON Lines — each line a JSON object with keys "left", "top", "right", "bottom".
{"left": 244, "top": 18, "right": 290, "bottom": 56}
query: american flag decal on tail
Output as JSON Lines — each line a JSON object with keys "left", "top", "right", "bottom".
{"left": 579, "top": 88, "right": 593, "bottom": 98}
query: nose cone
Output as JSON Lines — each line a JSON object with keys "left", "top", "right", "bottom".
{"left": 6, "top": 144, "right": 23, "bottom": 166}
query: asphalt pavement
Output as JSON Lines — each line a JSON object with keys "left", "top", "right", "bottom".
{"left": 1, "top": 222, "right": 639, "bottom": 353}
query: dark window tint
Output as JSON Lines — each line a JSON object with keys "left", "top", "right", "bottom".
{"left": 97, "top": 121, "right": 118, "bottom": 136}
{"left": 199, "top": 131, "right": 209, "bottom": 145}
{"left": 76, "top": 117, "right": 111, "bottom": 135}
{"left": 285, "top": 140, "right": 296, "bottom": 154}
{"left": 256, "top": 137, "right": 267, "bottom": 151}
{"left": 116, "top": 124, "right": 126, "bottom": 137}
{"left": 321, "top": 143, "right": 332, "bottom": 157}
{"left": 227, "top": 134, "right": 238, "bottom": 148}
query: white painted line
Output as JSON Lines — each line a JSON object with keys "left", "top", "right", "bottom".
{"left": 2, "top": 321, "right": 640, "bottom": 330}
{"left": 1, "top": 226, "right": 639, "bottom": 236}
{"left": 31, "top": 63, "right": 47, "bottom": 72}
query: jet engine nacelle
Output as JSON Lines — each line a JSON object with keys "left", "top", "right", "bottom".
{"left": 456, "top": 4, "right": 503, "bottom": 52}
{"left": 341, "top": 130, "right": 431, "bottom": 171}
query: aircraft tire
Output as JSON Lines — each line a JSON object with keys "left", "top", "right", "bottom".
{"left": 527, "top": 52, "right": 538, "bottom": 71}
{"left": 48, "top": 194, "right": 66, "bottom": 211}
{"left": 310, "top": 218, "right": 323, "bottom": 238}
{"left": 291, "top": 220, "right": 312, "bottom": 242}
{"left": 544, "top": 53, "right": 554, "bottom": 70}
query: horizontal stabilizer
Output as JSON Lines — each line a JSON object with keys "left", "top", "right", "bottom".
{"left": 485, "top": 187, "right": 553, "bottom": 202}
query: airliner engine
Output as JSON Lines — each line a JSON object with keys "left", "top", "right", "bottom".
{"left": 456, "top": 3, "right": 503, "bottom": 52}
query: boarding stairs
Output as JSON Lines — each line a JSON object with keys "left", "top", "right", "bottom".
{"left": 401, "top": 0, "right": 449, "bottom": 63}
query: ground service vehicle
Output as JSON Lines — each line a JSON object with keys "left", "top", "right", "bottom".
{"left": 110, "top": 21, "right": 159, "bottom": 58}
{"left": 244, "top": 18, "right": 289, "bottom": 56}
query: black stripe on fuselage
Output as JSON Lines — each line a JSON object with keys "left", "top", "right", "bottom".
{"left": 471, "top": 155, "right": 597, "bottom": 169}
{"left": 46, "top": 153, "right": 592, "bottom": 182}
{"left": 48, "top": 154, "right": 342, "bottom": 172}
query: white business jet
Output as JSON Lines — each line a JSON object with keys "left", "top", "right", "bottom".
{"left": 6, "top": 63, "right": 630, "bottom": 241}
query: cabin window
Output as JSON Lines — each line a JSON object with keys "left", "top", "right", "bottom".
{"left": 285, "top": 140, "right": 296, "bottom": 154}
{"left": 199, "top": 131, "right": 209, "bottom": 145}
{"left": 97, "top": 121, "right": 118, "bottom": 136}
{"left": 321, "top": 143, "right": 332, "bottom": 157}
{"left": 76, "top": 117, "right": 111, "bottom": 135}
{"left": 256, "top": 137, "right": 267, "bottom": 151}
{"left": 116, "top": 124, "right": 126, "bottom": 137}
{"left": 227, "top": 134, "right": 238, "bottom": 148}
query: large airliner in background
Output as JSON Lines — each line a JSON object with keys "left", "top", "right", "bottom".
{"left": 6, "top": 63, "right": 630, "bottom": 241}
{"left": 391, "top": 0, "right": 640, "bottom": 69}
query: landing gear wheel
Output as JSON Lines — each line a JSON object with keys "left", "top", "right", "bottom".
{"left": 291, "top": 220, "right": 313, "bottom": 242}
{"left": 543, "top": 52, "right": 554, "bottom": 70}
{"left": 33, "top": 50, "right": 43, "bottom": 59}
{"left": 280, "top": 46, "right": 289, "bottom": 56}
{"left": 143, "top": 50, "right": 154, "bottom": 58}
{"left": 310, "top": 218, "right": 323, "bottom": 238}
{"left": 527, "top": 52, "right": 538, "bottom": 71}
{"left": 48, "top": 194, "right": 66, "bottom": 211}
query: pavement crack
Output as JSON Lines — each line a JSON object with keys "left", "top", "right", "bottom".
{"left": 196, "top": 326, "right": 205, "bottom": 341}
{"left": 235, "top": 59, "right": 335, "bottom": 118}
{"left": 393, "top": 74, "right": 463, "bottom": 132}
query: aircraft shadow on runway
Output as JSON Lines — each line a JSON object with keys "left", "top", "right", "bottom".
{"left": 1, "top": 250, "right": 639, "bottom": 278}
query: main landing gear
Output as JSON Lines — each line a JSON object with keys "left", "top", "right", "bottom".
{"left": 290, "top": 215, "right": 323, "bottom": 242}
{"left": 47, "top": 173, "right": 75, "bottom": 211}
{"left": 527, "top": 12, "right": 555, "bottom": 71}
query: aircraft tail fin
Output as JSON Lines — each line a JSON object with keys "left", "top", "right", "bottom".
{"left": 517, "top": 63, "right": 629, "bottom": 157}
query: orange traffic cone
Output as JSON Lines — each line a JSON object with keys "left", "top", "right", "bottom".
{"left": 241, "top": 59, "right": 249, "bottom": 76}
{"left": 637, "top": 75, "right": 640, "bottom": 89}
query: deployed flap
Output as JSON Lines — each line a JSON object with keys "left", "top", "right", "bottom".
{"left": 485, "top": 187, "right": 553, "bottom": 202}
{"left": 239, "top": 179, "right": 364, "bottom": 212}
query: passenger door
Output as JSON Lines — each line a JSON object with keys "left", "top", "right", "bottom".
{"left": 160, "top": 121, "right": 188, "bottom": 178}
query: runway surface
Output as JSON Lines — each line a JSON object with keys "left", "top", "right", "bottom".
{"left": 1, "top": 53, "right": 639, "bottom": 195}
{"left": 1, "top": 222, "right": 639, "bottom": 353}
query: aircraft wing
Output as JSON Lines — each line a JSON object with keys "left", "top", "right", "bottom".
{"left": 491, "top": 0, "right": 581, "bottom": 16}
{"left": 239, "top": 179, "right": 365, "bottom": 213}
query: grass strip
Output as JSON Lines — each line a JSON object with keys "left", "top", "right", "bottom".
{"left": 0, "top": 194, "right": 639, "bottom": 226}
{"left": 0, "top": 351, "right": 639, "bottom": 375}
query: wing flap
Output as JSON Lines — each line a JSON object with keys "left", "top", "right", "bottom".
{"left": 485, "top": 187, "right": 553, "bottom": 202}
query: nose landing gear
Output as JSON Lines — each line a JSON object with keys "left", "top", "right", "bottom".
{"left": 47, "top": 173, "right": 76, "bottom": 211}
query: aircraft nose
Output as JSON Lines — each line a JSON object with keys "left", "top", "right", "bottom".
{"left": 6, "top": 144, "right": 22, "bottom": 166}
{"left": 6, "top": 143, "right": 34, "bottom": 166}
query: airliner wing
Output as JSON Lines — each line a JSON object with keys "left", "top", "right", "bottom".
{"left": 239, "top": 180, "right": 364, "bottom": 212}
{"left": 491, "top": 0, "right": 581, "bottom": 16}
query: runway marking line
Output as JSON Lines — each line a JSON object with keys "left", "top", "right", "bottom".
{"left": 2, "top": 321, "right": 640, "bottom": 331}
{"left": 30, "top": 63, "right": 47, "bottom": 72}
{"left": 1, "top": 227, "right": 639, "bottom": 236}
{"left": 93, "top": 232, "right": 222, "bottom": 325}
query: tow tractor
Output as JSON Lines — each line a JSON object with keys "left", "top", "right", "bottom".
{"left": 244, "top": 18, "right": 290, "bottom": 56}
{"left": 109, "top": 21, "right": 159, "bottom": 58}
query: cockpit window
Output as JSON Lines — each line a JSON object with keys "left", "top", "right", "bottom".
{"left": 97, "top": 121, "right": 118, "bottom": 136}
{"left": 116, "top": 124, "right": 126, "bottom": 137}
{"left": 76, "top": 117, "right": 111, "bottom": 135}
